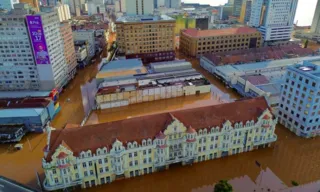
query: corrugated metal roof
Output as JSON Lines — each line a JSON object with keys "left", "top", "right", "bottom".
{"left": 100, "top": 58, "right": 143, "bottom": 72}
{"left": 0, "top": 91, "right": 50, "bottom": 99}
{"left": 0, "top": 108, "right": 44, "bottom": 118}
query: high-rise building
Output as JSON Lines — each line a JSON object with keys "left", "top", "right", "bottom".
{"left": 180, "top": 27, "right": 262, "bottom": 57}
{"left": 87, "top": 0, "right": 105, "bottom": 16}
{"left": 249, "top": 0, "right": 298, "bottom": 43}
{"left": 19, "top": 0, "right": 39, "bottom": 11}
{"left": 60, "top": 22, "right": 77, "bottom": 79}
{"left": 0, "top": 3, "right": 69, "bottom": 91}
{"left": 73, "top": 30, "right": 96, "bottom": 58}
{"left": 165, "top": 0, "right": 181, "bottom": 8}
{"left": 233, "top": 0, "right": 243, "bottom": 17}
{"left": 239, "top": 0, "right": 252, "bottom": 24}
{"left": 116, "top": 15, "right": 176, "bottom": 63}
{"left": 56, "top": 3, "right": 71, "bottom": 22}
{"left": 69, "top": 0, "right": 81, "bottom": 16}
{"left": 0, "top": 0, "right": 19, "bottom": 11}
{"left": 311, "top": 0, "right": 320, "bottom": 34}
{"left": 125, "top": 0, "right": 154, "bottom": 15}
{"left": 278, "top": 60, "right": 320, "bottom": 138}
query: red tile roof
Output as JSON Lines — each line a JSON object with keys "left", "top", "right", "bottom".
{"left": 45, "top": 97, "right": 271, "bottom": 161}
{"left": 182, "top": 27, "right": 259, "bottom": 38}
{"left": 204, "top": 44, "right": 314, "bottom": 66}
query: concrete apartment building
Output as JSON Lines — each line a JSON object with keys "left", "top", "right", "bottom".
{"left": 56, "top": 3, "right": 71, "bottom": 22}
{"left": 87, "top": 0, "right": 106, "bottom": 16}
{"left": 164, "top": 0, "right": 181, "bottom": 9}
{"left": 0, "top": 3, "right": 69, "bottom": 91}
{"left": 42, "top": 97, "right": 277, "bottom": 191}
{"left": 233, "top": 0, "right": 243, "bottom": 17}
{"left": 60, "top": 22, "right": 77, "bottom": 79}
{"left": 278, "top": 61, "right": 320, "bottom": 138}
{"left": 73, "top": 30, "right": 96, "bottom": 58}
{"left": 249, "top": 0, "right": 298, "bottom": 45}
{"left": 180, "top": 27, "right": 262, "bottom": 57}
{"left": 125, "top": 0, "right": 154, "bottom": 15}
{"left": 116, "top": 15, "right": 176, "bottom": 63}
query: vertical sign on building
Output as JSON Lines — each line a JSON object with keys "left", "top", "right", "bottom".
{"left": 26, "top": 15, "right": 51, "bottom": 65}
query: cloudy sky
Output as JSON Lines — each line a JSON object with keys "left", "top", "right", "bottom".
{"left": 182, "top": 0, "right": 318, "bottom": 26}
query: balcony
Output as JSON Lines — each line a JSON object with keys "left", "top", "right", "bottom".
{"left": 43, "top": 178, "right": 82, "bottom": 191}
{"left": 253, "top": 135, "right": 277, "bottom": 146}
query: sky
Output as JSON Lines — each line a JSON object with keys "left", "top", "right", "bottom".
{"left": 182, "top": 0, "right": 318, "bottom": 26}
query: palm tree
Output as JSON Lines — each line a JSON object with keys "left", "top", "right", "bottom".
{"left": 214, "top": 180, "right": 233, "bottom": 192}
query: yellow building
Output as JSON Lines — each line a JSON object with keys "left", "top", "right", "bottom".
{"left": 180, "top": 27, "right": 262, "bottom": 57}
{"left": 42, "top": 97, "right": 277, "bottom": 191}
{"left": 115, "top": 15, "right": 176, "bottom": 63}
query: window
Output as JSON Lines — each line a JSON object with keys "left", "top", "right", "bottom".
{"left": 104, "top": 158, "right": 108, "bottom": 163}
{"left": 100, "top": 168, "right": 103, "bottom": 173}
{"left": 89, "top": 161, "right": 92, "bottom": 166}
{"left": 134, "top": 152, "right": 137, "bottom": 157}
{"left": 75, "top": 173, "right": 79, "bottom": 179}
{"left": 148, "top": 149, "right": 151, "bottom": 154}
{"left": 83, "top": 163, "right": 87, "bottom": 168}
{"left": 90, "top": 170, "right": 94, "bottom": 175}
{"left": 52, "top": 169, "right": 56, "bottom": 174}
{"left": 54, "top": 178, "right": 58, "bottom": 183}
{"left": 84, "top": 171, "right": 88, "bottom": 176}
{"left": 98, "top": 159, "right": 102, "bottom": 164}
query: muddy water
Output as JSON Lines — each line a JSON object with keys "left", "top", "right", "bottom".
{"left": 2, "top": 42, "right": 320, "bottom": 191}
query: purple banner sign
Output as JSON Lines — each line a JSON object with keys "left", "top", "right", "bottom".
{"left": 26, "top": 15, "right": 50, "bottom": 65}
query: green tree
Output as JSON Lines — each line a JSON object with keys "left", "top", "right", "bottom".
{"left": 304, "top": 39, "right": 309, "bottom": 48}
{"left": 214, "top": 180, "right": 233, "bottom": 192}
{"left": 291, "top": 180, "right": 299, "bottom": 186}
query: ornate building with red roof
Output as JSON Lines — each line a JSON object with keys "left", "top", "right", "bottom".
{"left": 42, "top": 97, "right": 277, "bottom": 191}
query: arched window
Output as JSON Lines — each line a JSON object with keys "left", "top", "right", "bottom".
{"left": 128, "top": 143, "right": 132, "bottom": 149}
{"left": 142, "top": 140, "right": 146, "bottom": 146}
{"left": 203, "top": 129, "right": 207, "bottom": 134}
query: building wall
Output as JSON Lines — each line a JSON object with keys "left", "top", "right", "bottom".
{"left": 60, "top": 22, "right": 77, "bottom": 78}
{"left": 239, "top": 0, "right": 251, "bottom": 24}
{"left": 56, "top": 4, "right": 71, "bottom": 22}
{"left": 42, "top": 110, "right": 277, "bottom": 191}
{"left": 39, "top": 12, "right": 69, "bottom": 90}
{"left": 249, "top": 0, "right": 298, "bottom": 42}
{"left": 233, "top": 0, "right": 243, "bottom": 17}
{"left": 179, "top": 30, "right": 262, "bottom": 57}
{"left": 96, "top": 84, "right": 211, "bottom": 109}
{"left": 125, "top": 0, "right": 154, "bottom": 15}
{"left": 116, "top": 19, "right": 175, "bottom": 59}
{"left": 73, "top": 30, "right": 96, "bottom": 57}
{"left": 0, "top": 13, "right": 41, "bottom": 90}
{"left": 311, "top": 0, "right": 320, "bottom": 34}
{"left": 0, "top": 0, "right": 19, "bottom": 11}
{"left": 87, "top": 0, "right": 105, "bottom": 16}
{"left": 278, "top": 62, "right": 320, "bottom": 138}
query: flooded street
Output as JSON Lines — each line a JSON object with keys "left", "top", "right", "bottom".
{"left": 1, "top": 41, "right": 320, "bottom": 191}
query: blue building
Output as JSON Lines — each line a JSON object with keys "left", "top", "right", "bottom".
{"left": 278, "top": 60, "right": 320, "bottom": 137}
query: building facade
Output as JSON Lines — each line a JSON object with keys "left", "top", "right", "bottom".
{"left": 311, "top": 0, "right": 320, "bottom": 34}
{"left": 60, "top": 22, "right": 77, "bottom": 79}
{"left": 87, "top": 0, "right": 105, "bottom": 16}
{"left": 278, "top": 61, "right": 320, "bottom": 138}
{"left": 125, "top": 0, "right": 154, "bottom": 15}
{"left": 73, "top": 30, "right": 95, "bottom": 58}
{"left": 164, "top": 0, "right": 181, "bottom": 9}
{"left": 233, "top": 0, "right": 243, "bottom": 17}
{"left": 0, "top": 0, "right": 19, "bottom": 11}
{"left": 42, "top": 97, "right": 277, "bottom": 191}
{"left": 56, "top": 3, "right": 71, "bottom": 22}
{"left": 180, "top": 27, "right": 262, "bottom": 57}
{"left": 0, "top": 3, "right": 69, "bottom": 91}
{"left": 249, "top": 0, "right": 298, "bottom": 43}
{"left": 239, "top": 0, "right": 251, "bottom": 24}
{"left": 116, "top": 15, "right": 175, "bottom": 63}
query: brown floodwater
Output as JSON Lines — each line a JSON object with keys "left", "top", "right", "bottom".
{"left": 1, "top": 43, "right": 320, "bottom": 191}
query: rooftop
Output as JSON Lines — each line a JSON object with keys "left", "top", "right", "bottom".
{"left": 0, "top": 98, "right": 51, "bottom": 109}
{"left": 46, "top": 97, "right": 271, "bottom": 161}
{"left": 291, "top": 61, "right": 320, "bottom": 78}
{"left": 0, "top": 124, "right": 25, "bottom": 134}
{"left": 0, "top": 91, "right": 51, "bottom": 99}
{"left": 182, "top": 27, "right": 259, "bottom": 38}
{"left": 0, "top": 108, "right": 45, "bottom": 118}
{"left": 203, "top": 44, "right": 314, "bottom": 66}
{"left": 116, "top": 15, "right": 175, "bottom": 23}
{"left": 100, "top": 58, "right": 144, "bottom": 72}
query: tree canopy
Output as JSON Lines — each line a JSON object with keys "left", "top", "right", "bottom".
{"left": 214, "top": 180, "right": 233, "bottom": 192}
